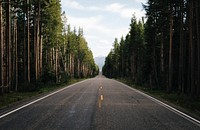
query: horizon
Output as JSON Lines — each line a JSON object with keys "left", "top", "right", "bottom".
{"left": 61, "top": 0, "right": 147, "bottom": 57}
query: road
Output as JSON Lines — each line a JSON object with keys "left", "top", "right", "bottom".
{"left": 0, "top": 76, "right": 200, "bottom": 130}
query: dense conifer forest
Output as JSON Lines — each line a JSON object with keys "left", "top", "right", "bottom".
{"left": 103, "top": 0, "right": 200, "bottom": 96}
{"left": 0, "top": 0, "right": 99, "bottom": 94}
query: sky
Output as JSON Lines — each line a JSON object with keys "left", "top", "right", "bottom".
{"left": 61, "top": 0, "right": 147, "bottom": 58}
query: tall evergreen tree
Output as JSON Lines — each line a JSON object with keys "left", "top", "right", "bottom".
{"left": 103, "top": 0, "right": 200, "bottom": 96}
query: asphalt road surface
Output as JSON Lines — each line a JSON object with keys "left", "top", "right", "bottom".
{"left": 0, "top": 75, "right": 200, "bottom": 130}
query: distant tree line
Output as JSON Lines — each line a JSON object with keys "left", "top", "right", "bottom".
{"left": 103, "top": 0, "right": 200, "bottom": 96}
{"left": 0, "top": 0, "right": 99, "bottom": 94}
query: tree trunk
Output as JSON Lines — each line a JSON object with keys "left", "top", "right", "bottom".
{"left": 195, "top": 0, "right": 200, "bottom": 94}
{"left": 189, "top": 0, "right": 195, "bottom": 95}
{"left": 23, "top": 3, "right": 27, "bottom": 82}
{"left": 14, "top": 17, "right": 18, "bottom": 91}
{"left": 24, "top": 0, "right": 30, "bottom": 82}
{"left": 168, "top": 3, "right": 173, "bottom": 93}
{"left": 37, "top": 5, "right": 40, "bottom": 79}
{"left": 53, "top": 48, "right": 55, "bottom": 71}
{"left": 0, "top": 1, "right": 3, "bottom": 92}
{"left": 178, "top": 0, "right": 184, "bottom": 93}
{"left": 6, "top": 0, "right": 11, "bottom": 91}
{"left": 160, "top": 32, "right": 164, "bottom": 73}
{"left": 64, "top": 46, "right": 67, "bottom": 73}
{"left": 39, "top": 8, "right": 43, "bottom": 79}
{"left": 71, "top": 54, "right": 74, "bottom": 78}
{"left": 39, "top": 32, "right": 43, "bottom": 78}
{"left": 34, "top": 4, "right": 39, "bottom": 81}
{"left": 55, "top": 47, "right": 58, "bottom": 83}
{"left": 69, "top": 53, "right": 72, "bottom": 78}
{"left": 153, "top": 36, "right": 159, "bottom": 88}
{"left": 0, "top": 1, "right": 3, "bottom": 88}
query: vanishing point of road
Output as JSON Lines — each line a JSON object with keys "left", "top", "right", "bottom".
{"left": 0, "top": 75, "right": 200, "bottom": 130}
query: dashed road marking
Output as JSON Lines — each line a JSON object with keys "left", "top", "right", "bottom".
{"left": 101, "top": 95, "right": 104, "bottom": 101}
{"left": 98, "top": 100, "right": 102, "bottom": 108}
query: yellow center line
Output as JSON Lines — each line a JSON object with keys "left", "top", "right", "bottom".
{"left": 98, "top": 84, "right": 104, "bottom": 108}
{"left": 98, "top": 100, "right": 101, "bottom": 108}
{"left": 101, "top": 95, "right": 104, "bottom": 101}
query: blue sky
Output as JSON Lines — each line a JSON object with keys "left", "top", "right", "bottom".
{"left": 61, "top": 0, "right": 147, "bottom": 57}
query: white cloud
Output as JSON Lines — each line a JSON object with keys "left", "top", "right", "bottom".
{"left": 62, "top": 1, "right": 145, "bottom": 19}
{"left": 67, "top": 15, "right": 112, "bottom": 35}
{"left": 87, "top": 6, "right": 101, "bottom": 11}
{"left": 61, "top": 0, "right": 146, "bottom": 57}
{"left": 89, "top": 40, "right": 112, "bottom": 57}
{"left": 67, "top": 15, "right": 102, "bottom": 27}
{"left": 66, "top": 14, "right": 131, "bottom": 57}
{"left": 105, "top": 3, "right": 125, "bottom": 12}
{"left": 85, "top": 35, "right": 98, "bottom": 40}
{"left": 62, "top": 0, "right": 101, "bottom": 11}
{"left": 99, "top": 40, "right": 110, "bottom": 45}
{"left": 105, "top": 3, "right": 145, "bottom": 19}
{"left": 135, "top": 0, "right": 147, "bottom": 4}
{"left": 62, "top": 0, "right": 84, "bottom": 9}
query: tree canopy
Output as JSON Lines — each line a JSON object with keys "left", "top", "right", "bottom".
{"left": 103, "top": 0, "right": 200, "bottom": 96}
{"left": 0, "top": 0, "right": 99, "bottom": 93}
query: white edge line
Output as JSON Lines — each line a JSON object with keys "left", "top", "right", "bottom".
{"left": 0, "top": 79, "right": 88, "bottom": 119}
{"left": 114, "top": 80, "right": 200, "bottom": 126}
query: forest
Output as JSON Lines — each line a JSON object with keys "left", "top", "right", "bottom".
{"left": 103, "top": 0, "right": 200, "bottom": 96}
{"left": 0, "top": 0, "right": 99, "bottom": 94}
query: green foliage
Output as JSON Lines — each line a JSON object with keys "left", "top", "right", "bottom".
{"left": 40, "top": 1, "right": 98, "bottom": 83}
{"left": 42, "top": 66, "right": 56, "bottom": 84}
{"left": 103, "top": 14, "right": 145, "bottom": 83}
{"left": 103, "top": 0, "right": 200, "bottom": 97}
{"left": 0, "top": 78, "right": 84, "bottom": 109}
{"left": 0, "top": 0, "right": 98, "bottom": 94}
{"left": 18, "top": 82, "right": 37, "bottom": 92}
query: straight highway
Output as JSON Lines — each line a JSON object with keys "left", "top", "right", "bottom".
{"left": 0, "top": 76, "right": 199, "bottom": 130}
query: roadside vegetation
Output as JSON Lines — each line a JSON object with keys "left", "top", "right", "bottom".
{"left": 103, "top": 0, "right": 200, "bottom": 119}
{"left": 0, "top": 78, "right": 84, "bottom": 109}
{"left": 0, "top": 0, "right": 99, "bottom": 95}
{"left": 118, "top": 78, "right": 200, "bottom": 119}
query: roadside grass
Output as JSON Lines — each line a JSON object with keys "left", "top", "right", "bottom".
{"left": 0, "top": 78, "right": 84, "bottom": 109}
{"left": 0, "top": 92, "right": 38, "bottom": 109}
{"left": 117, "top": 78, "right": 200, "bottom": 119}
